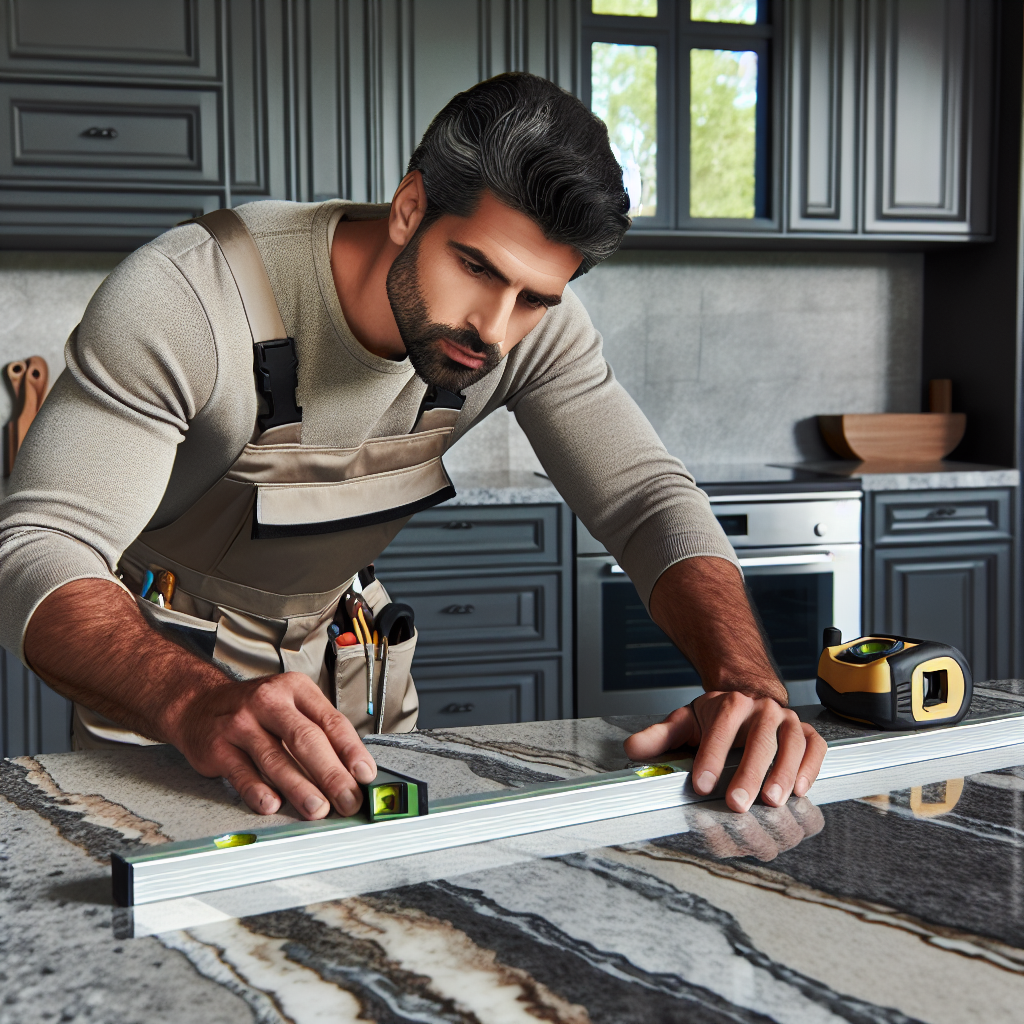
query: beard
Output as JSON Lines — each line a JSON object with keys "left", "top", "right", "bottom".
{"left": 386, "top": 228, "right": 504, "bottom": 393}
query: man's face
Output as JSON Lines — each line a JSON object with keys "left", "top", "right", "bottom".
{"left": 386, "top": 192, "right": 581, "bottom": 393}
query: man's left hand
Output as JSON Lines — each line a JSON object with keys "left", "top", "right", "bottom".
{"left": 624, "top": 690, "right": 827, "bottom": 812}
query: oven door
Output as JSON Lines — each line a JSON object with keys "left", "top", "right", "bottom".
{"left": 575, "top": 544, "right": 861, "bottom": 717}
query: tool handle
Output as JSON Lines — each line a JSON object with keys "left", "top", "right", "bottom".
{"left": 375, "top": 602, "right": 416, "bottom": 644}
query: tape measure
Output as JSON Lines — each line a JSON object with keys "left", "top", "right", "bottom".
{"left": 816, "top": 627, "right": 973, "bottom": 730}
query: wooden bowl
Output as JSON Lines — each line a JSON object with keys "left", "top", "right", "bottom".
{"left": 818, "top": 413, "right": 966, "bottom": 462}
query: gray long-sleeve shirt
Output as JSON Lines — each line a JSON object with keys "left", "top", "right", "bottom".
{"left": 0, "top": 199, "right": 737, "bottom": 659}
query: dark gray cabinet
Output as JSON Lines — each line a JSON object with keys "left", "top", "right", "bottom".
{"left": 862, "top": 0, "right": 994, "bottom": 237}
{"left": 0, "top": 0, "right": 578, "bottom": 248}
{"left": 0, "top": 0, "right": 1002, "bottom": 249}
{"left": 864, "top": 489, "right": 1014, "bottom": 680}
{"left": 377, "top": 503, "right": 574, "bottom": 730}
{"left": 1, "top": 646, "right": 72, "bottom": 757}
{"left": 787, "top": 0, "right": 995, "bottom": 240}
{"left": 787, "top": 0, "right": 860, "bottom": 233}
{"left": 0, "top": 0, "right": 221, "bottom": 80}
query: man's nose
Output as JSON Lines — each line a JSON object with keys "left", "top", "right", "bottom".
{"left": 467, "top": 290, "right": 517, "bottom": 349}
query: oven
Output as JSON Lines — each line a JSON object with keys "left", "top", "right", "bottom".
{"left": 575, "top": 491, "right": 862, "bottom": 715}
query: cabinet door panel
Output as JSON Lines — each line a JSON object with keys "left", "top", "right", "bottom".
{"left": 2, "top": 647, "right": 72, "bottom": 757}
{"left": 0, "top": 83, "right": 221, "bottom": 184}
{"left": 376, "top": 505, "right": 561, "bottom": 569}
{"left": 413, "top": 657, "right": 562, "bottom": 726}
{"left": 788, "top": 0, "right": 860, "bottom": 232}
{"left": 385, "top": 574, "right": 559, "bottom": 657}
{"left": 872, "top": 542, "right": 1011, "bottom": 679}
{"left": 0, "top": 188, "right": 223, "bottom": 250}
{"left": 863, "top": 0, "right": 994, "bottom": 235}
{"left": 0, "top": 0, "right": 219, "bottom": 79}
{"left": 871, "top": 489, "right": 1012, "bottom": 544}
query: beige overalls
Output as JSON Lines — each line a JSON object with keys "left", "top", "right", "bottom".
{"left": 74, "top": 209, "right": 461, "bottom": 748}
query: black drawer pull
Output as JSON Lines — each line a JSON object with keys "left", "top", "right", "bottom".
{"left": 81, "top": 127, "right": 118, "bottom": 139}
{"left": 441, "top": 603, "right": 475, "bottom": 615}
{"left": 439, "top": 702, "right": 475, "bottom": 714}
{"left": 927, "top": 507, "right": 958, "bottom": 519}
{"left": 442, "top": 521, "right": 473, "bottom": 530}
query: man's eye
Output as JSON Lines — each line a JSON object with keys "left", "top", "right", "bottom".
{"left": 522, "top": 293, "right": 544, "bottom": 309}
{"left": 463, "top": 260, "right": 487, "bottom": 276}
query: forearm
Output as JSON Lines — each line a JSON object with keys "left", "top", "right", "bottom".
{"left": 649, "top": 556, "right": 787, "bottom": 705}
{"left": 24, "top": 577, "right": 231, "bottom": 742}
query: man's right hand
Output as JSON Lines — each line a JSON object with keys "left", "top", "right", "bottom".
{"left": 24, "top": 577, "right": 377, "bottom": 819}
{"left": 165, "top": 670, "right": 377, "bottom": 819}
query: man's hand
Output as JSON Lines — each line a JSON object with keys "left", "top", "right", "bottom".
{"left": 165, "top": 671, "right": 377, "bottom": 819}
{"left": 628, "top": 556, "right": 828, "bottom": 812}
{"left": 624, "top": 693, "right": 827, "bottom": 812}
{"left": 687, "top": 797, "right": 825, "bottom": 861}
{"left": 25, "top": 578, "right": 376, "bottom": 819}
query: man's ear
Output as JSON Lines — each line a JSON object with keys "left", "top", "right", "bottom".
{"left": 389, "top": 171, "right": 428, "bottom": 247}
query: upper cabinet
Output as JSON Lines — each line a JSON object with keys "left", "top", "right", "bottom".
{"left": 861, "top": 0, "right": 994, "bottom": 237}
{"left": 786, "top": 0, "right": 995, "bottom": 241}
{"left": 787, "top": 0, "right": 861, "bottom": 233}
{"left": 0, "top": 0, "right": 1000, "bottom": 250}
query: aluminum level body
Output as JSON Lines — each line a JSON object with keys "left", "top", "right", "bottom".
{"left": 114, "top": 709, "right": 1024, "bottom": 907}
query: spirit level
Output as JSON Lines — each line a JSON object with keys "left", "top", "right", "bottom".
{"left": 113, "top": 760, "right": 699, "bottom": 906}
{"left": 111, "top": 703, "right": 1024, "bottom": 907}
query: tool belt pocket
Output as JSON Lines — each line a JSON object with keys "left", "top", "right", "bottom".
{"left": 134, "top": 595, "right": 219, "bottom": 662}
{"left": 332, "top": 579, "right": 419, "bottom": 736}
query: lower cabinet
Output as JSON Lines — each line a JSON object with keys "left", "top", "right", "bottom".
{"left": 377, "top": 502, "right": 574, "bottom": 727}
{"left": 865, "top": 488, "right": 1015, "bottom": 681}
{"left": 871, "top": 543, "right": 1011, "bottom": 681}
{"left": 412, "top": 658, "right": 562, "bottom": 729}
{"left": 1, "top": 647, "right": 72, "bottom": 758}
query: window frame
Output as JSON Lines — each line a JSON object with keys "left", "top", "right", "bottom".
{"left": 581, "top": 0, "right": 781, "bottom": 234}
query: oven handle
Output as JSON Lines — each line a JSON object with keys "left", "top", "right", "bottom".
{"left": 607, "top": 551, "right": 834, "bottom": 575}
{"left": 737, "top": 552, "right": 834, "bottom": 568}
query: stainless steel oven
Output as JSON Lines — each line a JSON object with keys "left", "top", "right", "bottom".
{"left": 576, "top": 491, "right": 862, "bottom": 715}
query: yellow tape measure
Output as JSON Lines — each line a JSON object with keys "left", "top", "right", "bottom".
{"left": 816, "top": 627, "right": 973, "bottom": 730}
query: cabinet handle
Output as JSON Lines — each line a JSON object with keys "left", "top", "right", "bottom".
{"left": 441, "top": 604, "right": 475, "bottom": 615}
{"left": 439, "top": 702, "right": 475, "bottom": 714}
{"left": 81, "top": 127, "right": 118, "bottom": 139}
{"left": 927, "top": 507, "right": 958, "bottom": 519}
{"left": 443, "top": 521, "right": 473, "bottom": 530}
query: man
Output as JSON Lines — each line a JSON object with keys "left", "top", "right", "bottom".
{"left": 0, "top": 73, "right": 825, "bottom": 822}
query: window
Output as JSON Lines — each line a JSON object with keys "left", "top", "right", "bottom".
{"left": 583, "top": 0, "right": 773, "bottom": 231}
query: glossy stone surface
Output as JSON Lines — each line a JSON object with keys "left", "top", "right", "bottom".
{"left": 3, "top": 716, "right": 1023, "bottom": 1023}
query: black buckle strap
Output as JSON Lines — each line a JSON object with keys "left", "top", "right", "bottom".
{"left": 254, "top": 339, "right": 302, "bottom": 431}
{"left": 417, "top": 385, "right": 465, "bottom": 416}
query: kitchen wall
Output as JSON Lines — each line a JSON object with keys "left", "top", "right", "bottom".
{"left": 0, "top": 249, "right": 923, "bottom": 473}
{"left": 446, "top": 249, "right": 924, "bottom": 475}
{"left": 0, "top": 253, "right": 123, "bottom": 424}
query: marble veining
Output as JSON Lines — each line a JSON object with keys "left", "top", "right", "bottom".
{"left": 4, "top": 715, "right": 1024, "bottom": 1023}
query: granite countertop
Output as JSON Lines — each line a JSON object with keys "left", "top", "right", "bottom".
{"left": 776, "top": 459, "right": 1020, "bottom": 492}
{"left": 444, "top": 470, "right": 563, "bottom": 505}
{"left": 4, "top": 714, "right": 1024, "bottom": 1023}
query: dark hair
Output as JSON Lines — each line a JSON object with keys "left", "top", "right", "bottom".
{"left": 407, "top": 73, "right": 631, "bottom": 279}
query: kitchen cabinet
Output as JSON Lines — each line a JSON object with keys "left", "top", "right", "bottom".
{"left": 1, "top": 0, "right": 1001, "bottom": 250}
{"left": 375, "top": 503, "right": 574, "bottom": 730}
{"left": 787, "top": 0, "right": 861, "bottom": 234}
{"left": 862, "top": 0, "right": 994, "bottom": 237}
{"left": 0, "top": 0, "right": 578, "bottom": 249}
{"left": 864, "top": 489, "right": 1014, "bottom": 680}
{"left": 0, "top": 502, "right": 575, "bottom": 755}
{"left": 1, "top": 646, "right": 72, "bottom": 757}
{"left": 786, "top": 0, "right": 996, "bottom": 241}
